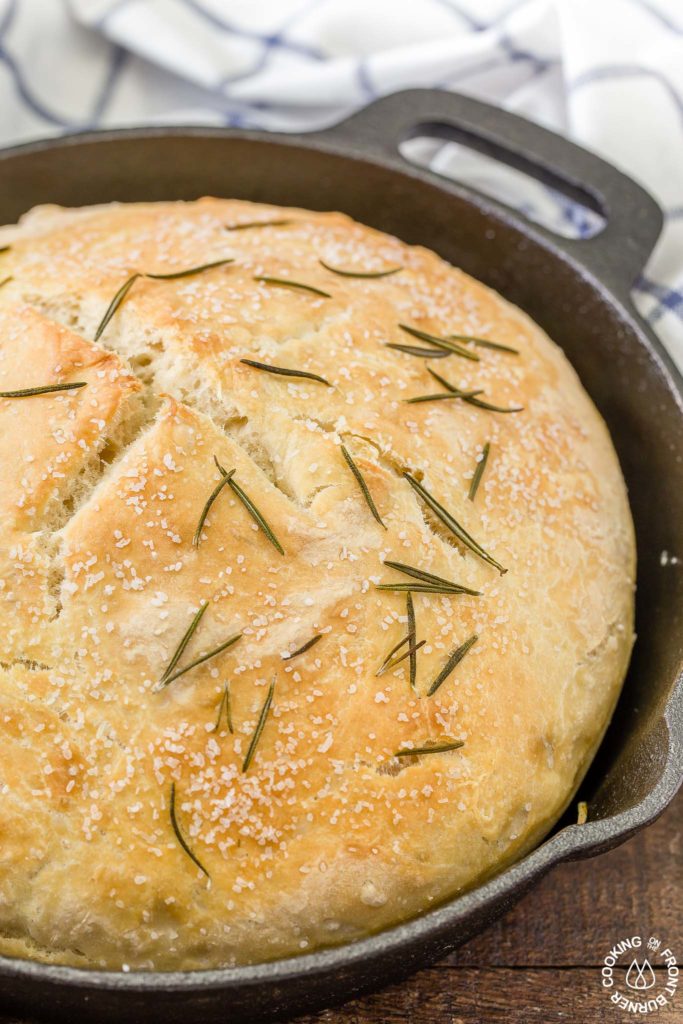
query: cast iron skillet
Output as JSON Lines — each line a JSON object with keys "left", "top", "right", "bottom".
{"left": 0, "top": 89, "right": 681, "bottom": 1023}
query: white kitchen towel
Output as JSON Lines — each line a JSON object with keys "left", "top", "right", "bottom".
{"left": 0, "top": 0, "right": 681, "bottom": 367}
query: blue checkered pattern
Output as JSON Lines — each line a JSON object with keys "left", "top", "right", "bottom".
{"left": 0, "top": 0, "right": 681, "bottom": 366}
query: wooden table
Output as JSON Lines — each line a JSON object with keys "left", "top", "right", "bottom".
{"left": 296, "top": 791, "right": 683, "bottom": 1024}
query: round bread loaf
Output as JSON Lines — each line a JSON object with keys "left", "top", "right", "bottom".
{"left": 0, "top": 199, "right": 634, "bottom": 970}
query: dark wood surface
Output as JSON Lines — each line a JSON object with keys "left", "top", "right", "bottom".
{"left": 0, "top": 793, "right": 680, "bottom": 1024}
{"left": 296, "top": 791, "right": 683, "bottom": 1024}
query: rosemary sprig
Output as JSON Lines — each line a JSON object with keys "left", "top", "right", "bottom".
{"left": 404, "top": 472, "right": 507, "bottom": 575}
{"left": 394, "top": 741, "right": 464, "bottom": 757}
{"left": 399, "top": 324, "right": 479, "bottom": 362}
{"left": 405, "top": 390, "right": 483, "bottom": 405}
{"left": 427, "top": 368, "right": 523, "bottom": 414}
{"left": 226, "top": 219, "right": 291, "bottom": 231}
{"left": 169, "top": 781, "right": 210, "bottom": 879}
{"left": 283, "top": 634, "right": 322, "bottom": 660}
{"left": 240, "top": 358, "right": 330, "bottom": 386}
{"left": 193, "top": 459, "right": 236, "bottom": 547}
{"left": 94, "top": 260, "right": 233, "bottom": 341}
{"left": 162, "top": 630, "right": 242, "bottom": 687}
{"left": 211, "top": 681, "right": 234, "bottom": 733}
{"left": 160, "top": 603, "right": 209, "bottom": 683}
{"left": 577, "top": 800, "right": 588, "bottom": 825}
{"left": 468, "top": 442, "right": 491, "bottom": 502}
{"left": 341, "top": 444, "right": 385, "bottom": 529}
{"left": 94, "top": 273, "right": 140, "bottom": 341}
{"left": 318, "top": 259, "right": 401, "bottom": 279}
{"left": 382, "top": 560, "right": 481, "bottom": 596}
{"left": 253, "top": 275, "right": 331, "bottom": 298}
{"left": 386, "top": 343, "right": 451, "bottom": 359}
{"left": 242, "top": 678, "right": 275, "bottom": 772}
{"left": 378, "top": 639, "right": 426, "bottom": 676}
{"left": 216, "top": 461, "right": 284, "bottom": 555}
{"left": 0, "top": 275, "right": 12, "bottom": 289}
{"left": 450, "top": 334, "right": 519, "bottom": 354}
{"left": 406, "top": 591, "right": 417, "bottom": 690}
{"left": 427, "top": 634, "right": 478, "bottom": 696}
{"left": 0, "top": 381, "right": 87, "bottom": 398}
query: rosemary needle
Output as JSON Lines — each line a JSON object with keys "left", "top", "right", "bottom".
{"left": 242, "top": 678, "right": 275, "bottom": 772}
{"left": 427, "top": 634, "right": 479, "bottom": 696}
{"left": 211, "top": 682, "right": 234, "bottom": 734}
{"left": 461, "top": 396, "right": 524, "bottom": 414}
{"left": 318, "top": 259, "right": 402, "bottom": 279}
{"left": 406, "top": 591, "right": 417, "bottom": 690}
{"left": 376, "top": 635, "right": 410, "bottom": 676}
{"left": 375, "top": 583, "right": 476, "bottom": 595}
{"left": 450, "top": 334, "right": 519, "bottom": 354}
{"left": 144, "top": 258, "right": 235, "bottom": 280}
{"left": 385, "top": 343, "right": 451, "bottom": 359}
{"left": 224, "top": 683, "right": 234, "bottom": 733}
{"left": 94, "top": 272, "right": 140, "bottom": 341}
{"left": 160, "top": 603, "right": 208, "bottom": 683}
{"left": 94, "top": 260, "right": 233, "bottom": 341}
{"left": 283, "top": 634, "right": 322, "bottom": 660}
{"left": 169, "top": 781, "right": 210, "bottom": 879}
{"left": 341, "top": 444, "right": 386, "bottom": 529}
{"left": 427, "top": 368, "right": 462, "bottom": 392}
{"left": 253, "top": 275, "right": 331, "bottom": 298}
{"left": 225, "top": 219, "right": 292, "bottom": 231}
{"left": 0, "top": 381, "right": 87, "bottom": 399}
{"left": 394, "top": 741, "right": 464, "bottom": 758}
{"left": 227, "top": 475, "right": 284, "bottom": 555}
{"left": 468, "top": 442, "right": 491, "bottom": 502}
{"left": 427, "top": 368, "right": 523, "bottom": 414}
{"left": 404, "top": 472, "right": 507, "bottom": 575}
{"left": 398, "top": 324, "right": 479, "bottom": 362}
{"left": 161, "top": 630, "right": 243, "bottom": 688}
{"left": 382, "top": 560, "right": 481, "bottom": 596}
{"left": 405, "top": 390, "right": 483, "bottom": 405}
{"left": 240, "top": 358, "right": 330, "bottom": 386}
{"left": 0, "top": 275, "right": 12, "bottom": 289}
{"left": 428, "top": 368, "right": 460, "bottom": 390}
{"left": 192, "top": 459, "right": 236, "bottom": 547}
{"left": 380, "top": 639, "right": 426, "bottom": 675}
{"left": 213, "top": 459, "right": 284, "bottom": 554}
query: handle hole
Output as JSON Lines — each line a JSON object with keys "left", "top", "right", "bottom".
{"left": 399, "top": 121, "right": 606, "bottom": 241}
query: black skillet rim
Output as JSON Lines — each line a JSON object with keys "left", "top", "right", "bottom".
{"left": 0, "top": 90, "right": 680, "bottom": 994}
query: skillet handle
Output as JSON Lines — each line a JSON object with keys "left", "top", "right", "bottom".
{"left": 323, "top": 89, "right": 662, "bottom": 291}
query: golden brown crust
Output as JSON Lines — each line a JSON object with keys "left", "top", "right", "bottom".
{"left": 0, "top": 199, "right": 634, "bottom": 969}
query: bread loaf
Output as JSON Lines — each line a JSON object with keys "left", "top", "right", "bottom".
{"left": 0, "top": 199, "right": 634, "bottom": 970}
